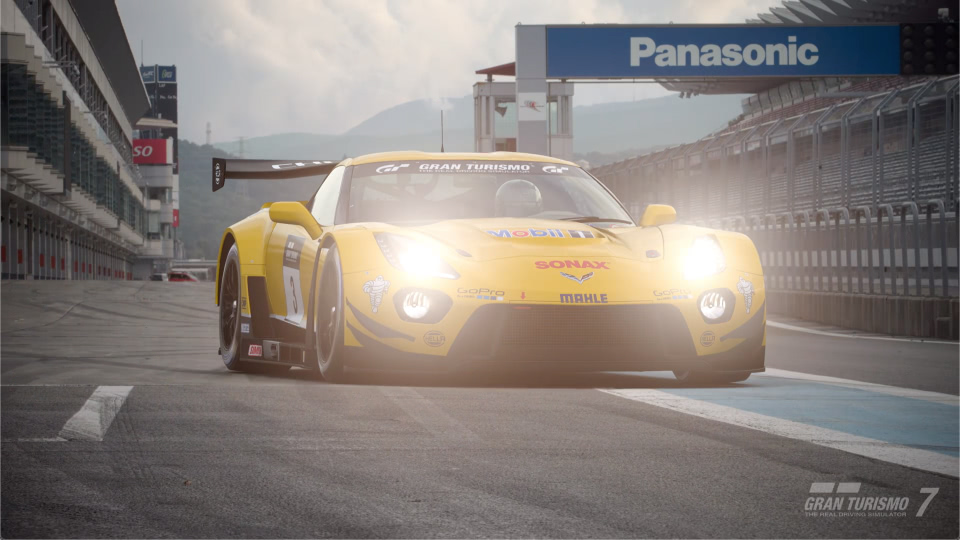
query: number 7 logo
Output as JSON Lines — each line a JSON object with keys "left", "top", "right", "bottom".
{"left": 916, "top": 487, "right": 938, "bottom": 517}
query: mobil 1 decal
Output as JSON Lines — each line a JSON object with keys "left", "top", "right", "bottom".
{"left": 283, "top": 235, "right": 306, "bottom": 327}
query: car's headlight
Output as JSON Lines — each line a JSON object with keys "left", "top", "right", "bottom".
{"left": 683, "top": 236, "right": 726, "bottom": 280}
{"left": 374, "top": 233, "right": 459, "bottom": 279}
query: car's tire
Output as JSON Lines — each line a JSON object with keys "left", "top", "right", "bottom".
{"left": 673, "top": 369, "right": 751, "bottom": 385}
{"left": 314, "top": 244, "right": 349, "bottom": 383}
{"left": 219, "top": 244, "right": 246, "bottom": 372}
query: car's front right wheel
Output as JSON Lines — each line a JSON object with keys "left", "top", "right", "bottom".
{"left": 315, "top": 244, "right": 349, "bottom": 383}
{"left": 219, "top": 244, "right": 245, "bottom": 371}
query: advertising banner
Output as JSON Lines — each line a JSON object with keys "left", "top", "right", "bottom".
{"left": 158, "top": 65, "right": 177, "bottom": 83}
{"left": 545, "top": 25, "right": 900, "bottom": 78}
{"left": 133, "top": 139, "right": 172, "bottom": 165}
{"left": 140, "top": 65, "right": 156, "bottom": 83}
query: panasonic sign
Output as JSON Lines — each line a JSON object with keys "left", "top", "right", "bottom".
{"left": 630, "top": 36, "right": 819, "bottom": 68}
{"left": 545, "top": 25, "right": 900, "bottom": 78}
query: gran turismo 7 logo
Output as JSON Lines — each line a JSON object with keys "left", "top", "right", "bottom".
{"left": 804, "top": 482, "right": 940, "bottom": 518}
{"left": 542, "top": 165, "right": 569, "bottom": 174}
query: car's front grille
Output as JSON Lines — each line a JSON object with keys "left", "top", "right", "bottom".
{"left": 450, "top": 304, "right": 694, "bottom": 362}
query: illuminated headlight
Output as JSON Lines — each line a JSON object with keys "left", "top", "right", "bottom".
{"left": 402, "top": 291, "right": 431, "bottom": 320}
{"left": 375, "top": 233, "right": 459, "bottom": 279}
{"left": 699, "top": 291, "right": 726, "bottom": 320}
{"left": 683, "top": 236, "right": 726, "bottom": 280}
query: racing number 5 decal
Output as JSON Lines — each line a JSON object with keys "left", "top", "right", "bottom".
{"left": 282, "top": 236, "right": 306, "bottom": 327}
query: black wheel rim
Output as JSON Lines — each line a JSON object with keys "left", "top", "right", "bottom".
{"left": 220, "top": 261, "right": 239, "bottom": 348}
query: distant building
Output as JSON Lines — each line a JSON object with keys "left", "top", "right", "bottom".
{"left": 132, "top": 64, "right": 182, "bottom": 278}
{"left": 1, "top": 0, "right": 150, "bottom": 280}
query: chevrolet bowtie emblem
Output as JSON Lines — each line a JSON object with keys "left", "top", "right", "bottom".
{"left": 560, "top": 271, "right": 594, "bottom": 284}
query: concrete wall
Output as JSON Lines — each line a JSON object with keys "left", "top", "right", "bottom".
{"left": 768, "top": 291, "right": 959, "bottom": 340}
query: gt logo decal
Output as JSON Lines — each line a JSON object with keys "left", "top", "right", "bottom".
{"left": 375, "top": 163, "right": 410, "bottom": 173}
{"left": 542, "top": 165, "right": 569, "bottom": 174}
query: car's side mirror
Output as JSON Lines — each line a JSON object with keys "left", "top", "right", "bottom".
{"left": 639, "top": 204, "right": 677, "bottom": 227}
{"left": 269, "top": 202, "right": 322, "bottom": 239}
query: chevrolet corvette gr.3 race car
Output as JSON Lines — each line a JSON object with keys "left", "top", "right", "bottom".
{"left": 212, "top": 151, "right": 765, "bottom": 383}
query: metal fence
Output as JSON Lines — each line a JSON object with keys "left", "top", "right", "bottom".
{"left": 594, "top": 76, "right": 960, "bottom": 221}
{"left": 695, "top": 200, "right": 958, "bottom": 298}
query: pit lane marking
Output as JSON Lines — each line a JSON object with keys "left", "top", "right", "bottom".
{"left": 760, "top": 369, "right": 959, "bottom": 405}
{"left": 598, "top": 387, "right": 958, "bottom": 478}
{"left": 767, "top": 320, "right": 959, "bottom": 345}
{"left": 58, "top": 386, "right": 133, "bottom": 442}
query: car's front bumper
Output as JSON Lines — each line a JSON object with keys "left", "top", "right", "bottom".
{"left": 344, "top": 301, "right": 766, "bottom": 375}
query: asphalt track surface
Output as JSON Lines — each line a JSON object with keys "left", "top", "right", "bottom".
{"left": 1, "top": 281, "right": 957, "bottom": 538}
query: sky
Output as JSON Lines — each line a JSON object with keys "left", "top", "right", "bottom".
{"left": 117, "top": 0, "right": 782, "bottom": 145}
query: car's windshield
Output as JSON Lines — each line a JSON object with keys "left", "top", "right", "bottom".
{"left": 346, "top": 160, "right": 632, "bottom": 225}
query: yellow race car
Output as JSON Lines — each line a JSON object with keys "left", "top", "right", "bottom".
{"left": 212, "top": 151, "right": 765, "bottom": 383}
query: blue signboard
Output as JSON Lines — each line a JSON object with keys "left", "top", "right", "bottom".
{"left": 546, "top": 25, "right": 900, "bottom": 78}
{"left": 158, "top": 65, "right": 177, "bottom": 83}
{"left": 140, "top": 65, "right": 156, "bottom": 83}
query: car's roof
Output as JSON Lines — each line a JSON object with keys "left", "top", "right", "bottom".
{"left": 346, "top": 151, "right": 578, "bottom": 167}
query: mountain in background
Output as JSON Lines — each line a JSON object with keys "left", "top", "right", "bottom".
{"left": 214, "top": 93, "right": 745, "bottom": 165}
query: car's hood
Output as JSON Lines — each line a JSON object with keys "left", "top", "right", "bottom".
{"left": 355, "top": 218, "right": 663, "bottom": 262}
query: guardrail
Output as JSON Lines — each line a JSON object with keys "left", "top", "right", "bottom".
{"left": 695, "top": 198, "right": 958, "bottom": 298}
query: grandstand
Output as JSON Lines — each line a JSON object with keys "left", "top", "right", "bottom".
{"left": 592, "top": 75, "right": 959, "bottom": 221}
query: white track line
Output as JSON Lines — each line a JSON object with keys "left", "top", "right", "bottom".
{"left": 599, "top": 388, "right": 959, "bottom": 478}
{"left": 58, "top": 386, "right": 133, "bottom": 441}
{"left": 759, "top": 368, "right": 960, "bottom": 405}
{"left": 767, "top": 320, "right": 958, "bottom": 345}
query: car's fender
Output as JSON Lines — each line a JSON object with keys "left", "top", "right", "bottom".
{"left": 215, "top": 209, "right": 276, "bottom": 306}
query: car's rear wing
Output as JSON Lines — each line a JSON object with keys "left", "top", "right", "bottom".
{"left": 211, "top": 158, "right": 340, "bottom": 192}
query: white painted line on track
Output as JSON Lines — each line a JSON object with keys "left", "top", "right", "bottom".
{"left": 58, "top": 386, "right": 133, "bottom": 442}
{"left": 1, "top": 437, "right": 66, "bottom": 443}
{"left": 759, "top": 368, "right": 960, "bottom": 405}
{"left": 598, "top": 388, "right": 959, "bottom": 478}
{"left": 767, "top": 320, "right": 959, "bottom": 345}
